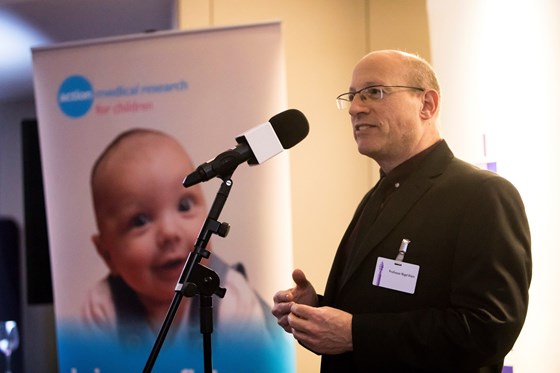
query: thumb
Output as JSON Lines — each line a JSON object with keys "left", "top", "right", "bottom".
{"left": 291, "top": 268, "right": 318, "bottom": 307}
{"left": 292, "top": 269, "right": 310, "bottom": 288}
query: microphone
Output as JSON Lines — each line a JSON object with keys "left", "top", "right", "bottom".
{"left": 183, "top": 109, "right": 309, "bottom": 187}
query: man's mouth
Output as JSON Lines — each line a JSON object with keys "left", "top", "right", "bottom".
{"left": 354, "top": 124, "right": 376, "bottom": 131}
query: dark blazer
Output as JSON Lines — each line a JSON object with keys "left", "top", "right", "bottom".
{"left": 319, "top": 141, "right": 531, "bottom": 373}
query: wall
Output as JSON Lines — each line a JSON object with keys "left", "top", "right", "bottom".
{"left": 178, "top": 1, "right": 431, "bottom": 371}
{"left": 428, "top": 1, "right": 560, "bottom": 371}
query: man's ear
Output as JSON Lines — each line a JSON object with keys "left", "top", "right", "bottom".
{"left": 419, "top": 89, "right": 439, "bottom": 120}
{"left": 92, "top": 233, "right": 117, "bottom": 274}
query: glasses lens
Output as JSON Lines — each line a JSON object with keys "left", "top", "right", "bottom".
{"left": 336, "top": 97, "right": 349, "bottom": 110}
{"left": 336, "top": 92, "right": 355, "bottom": 110}
{"left": 363, "top": 86, "right": 383, "bottom": 100}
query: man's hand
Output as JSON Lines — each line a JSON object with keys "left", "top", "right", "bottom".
{"left": 272, "top": 269, "right": 318, "bottom": 333}
{"left": 288, "top": 304, "right": 353, "bottom": 355}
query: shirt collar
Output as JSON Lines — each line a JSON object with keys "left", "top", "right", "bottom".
{"left": 380, "top": 140, "right": 443, "bottom": 188}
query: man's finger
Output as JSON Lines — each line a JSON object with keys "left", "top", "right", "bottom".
{"left": 292, "top": 269, "right": 309, "bottom": 287}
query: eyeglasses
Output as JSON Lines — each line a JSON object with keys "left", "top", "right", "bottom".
{"left": 336, "top": 85, "right": 425, "bottom": 110}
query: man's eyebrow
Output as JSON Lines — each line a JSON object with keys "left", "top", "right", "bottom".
{"left": 348, "top": 82, "right": 381, "bottom": 91}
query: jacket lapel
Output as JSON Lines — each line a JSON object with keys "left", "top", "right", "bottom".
{"left": 336, "top": 142, "right": 453, "bottom": 292}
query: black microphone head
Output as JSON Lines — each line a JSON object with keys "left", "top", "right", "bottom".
{"left": 269, "top": 109, "right": 309, "bottom": 149}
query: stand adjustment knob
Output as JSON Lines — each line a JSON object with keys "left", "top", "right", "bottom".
{"left": 218, "top": 222, "right": 230, "bottom": 237}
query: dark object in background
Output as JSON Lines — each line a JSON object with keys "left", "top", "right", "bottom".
{"left": 21, "top": 118, "right": 53, "bottom": 304}
{"left": 0, "top": 218, "right": 23, "bottom": 372}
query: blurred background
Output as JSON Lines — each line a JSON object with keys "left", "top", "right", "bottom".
{"left": 1, "top": 0, "right": 558, "bottom": 371}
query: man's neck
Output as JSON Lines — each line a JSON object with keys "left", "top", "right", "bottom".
{"left": 379, "top": 139, "right": 443, "bottom": 175}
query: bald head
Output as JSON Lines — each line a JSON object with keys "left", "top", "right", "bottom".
{"left": 357, "top": 50, "right": 440, "bottom": 96}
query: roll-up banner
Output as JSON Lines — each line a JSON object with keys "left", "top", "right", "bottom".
{"left": 32, "top": 22, "right": 295, "bottom": 372}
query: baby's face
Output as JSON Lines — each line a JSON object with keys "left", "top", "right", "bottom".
{"left": 93, "top": 134, "right": 207, "bottom": 307}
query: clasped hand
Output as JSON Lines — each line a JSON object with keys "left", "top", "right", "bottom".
{"left": 272, "top": 269, "right": 353, "bottom": 355}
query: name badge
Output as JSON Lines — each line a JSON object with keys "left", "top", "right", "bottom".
{"left": 372, "top": 257, "right": 419, "bottom": 294}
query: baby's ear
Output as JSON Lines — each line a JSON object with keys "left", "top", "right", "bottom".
{"left": 92, "top": 233, "right": 117, "bottom": 274}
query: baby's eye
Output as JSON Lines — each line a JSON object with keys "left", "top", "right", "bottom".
{"left": 178, "top": 197, "right": 194, "bottom": 212}
{"left": 130, "top": 214, "right": 150, "bottom": 228}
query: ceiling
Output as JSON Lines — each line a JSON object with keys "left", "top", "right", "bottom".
{"left": 0, "top": 0, "right": 177, "bottom": 103}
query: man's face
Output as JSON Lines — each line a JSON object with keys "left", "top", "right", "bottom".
{"left": 347, "top": 53, "right": 427, "bottom": 169}
{"left": 93, "top": 135, "right": 207, "bottom": 307}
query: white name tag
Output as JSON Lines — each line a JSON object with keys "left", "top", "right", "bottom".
{"left": 372, "top": 257, "right": 420, "bottom": 294}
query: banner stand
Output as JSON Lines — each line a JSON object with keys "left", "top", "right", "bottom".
{"left": 32, "top": 22, "right": 296, "bottom": 372}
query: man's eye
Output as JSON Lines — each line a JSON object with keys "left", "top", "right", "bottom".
{"left": 131, "top": 214, "right": 150, "bottom": 228}
{"left": 364, "top": 87, "right": 382, "bottom": 97}
{"left": 178, "top": 197, "right": 193, "bottom": 212}
{"left": 347, "top": 93, "right": 356, "bottom": 101}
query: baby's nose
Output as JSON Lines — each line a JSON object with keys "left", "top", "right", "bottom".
{"left": 156, "top": 214, "right": 184, "bottom": 248}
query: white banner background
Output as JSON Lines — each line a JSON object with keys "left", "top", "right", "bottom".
{"left": 32, "top": 22, "right": 295, "bottom": 372}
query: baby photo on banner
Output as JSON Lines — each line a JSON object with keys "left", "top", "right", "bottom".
{"left": 31, "top": 22, "right": 295, "bottom": 373}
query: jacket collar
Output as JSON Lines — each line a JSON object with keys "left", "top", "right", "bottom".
{"left": 336, "top": 140, "right": 454, "bottom": 292}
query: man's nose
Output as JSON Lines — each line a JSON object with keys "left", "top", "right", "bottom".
{"left": 348, "top": 94, "right": 369, "bottom": 116}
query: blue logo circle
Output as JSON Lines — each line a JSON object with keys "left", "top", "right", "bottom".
{"left": 58, "top": 75, "right": 94, "bottom": 118}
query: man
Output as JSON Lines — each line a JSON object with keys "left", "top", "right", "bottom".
{"left": 272, "top": 50, "right": 531, "bottom": 372}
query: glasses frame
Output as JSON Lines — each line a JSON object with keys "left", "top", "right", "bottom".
{"left": 336, "top": 85, "right": 425, "bottom": 110}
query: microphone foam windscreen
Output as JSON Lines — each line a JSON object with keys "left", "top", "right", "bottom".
{"left": 269, "top": 109, "right": 310, "bottom": 149}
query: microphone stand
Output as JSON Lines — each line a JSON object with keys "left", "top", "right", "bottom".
{"left": 143, "top": 176, "right": 233, "bottom": 373}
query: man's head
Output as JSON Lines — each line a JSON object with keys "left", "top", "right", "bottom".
{"left": 90, "top": 129, "right": 208, "bottom": 307}
{"left": 340, "top": 50, "right": 441, "bottom": 172}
